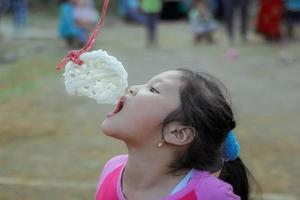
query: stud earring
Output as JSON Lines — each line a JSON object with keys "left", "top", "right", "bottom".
{"left": 158, "top": 140, "right": 164, "bottom": 147}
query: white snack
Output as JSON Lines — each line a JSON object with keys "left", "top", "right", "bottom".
{"left": 63, "top": 49, "right": 128, "bottom": 104}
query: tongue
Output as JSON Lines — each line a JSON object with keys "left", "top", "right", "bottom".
{"left": 107, "top": 96, "right": 125, "bottom": 117}
{"left": 113, "top": 100, "right": 123, "bottom": 113}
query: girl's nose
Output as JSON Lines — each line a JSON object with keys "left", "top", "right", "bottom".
{"left": 128, "top": 86, "right": 138, "bottom": 96}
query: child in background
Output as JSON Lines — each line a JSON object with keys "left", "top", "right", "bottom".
{"left": 58, "top": 0, "right": 87, "bottom": 48}
{"left": 96, "top": 69, "right": 260, "bottom": 200}
{"left": 73, "top": 0, "right": 99, "bottom": 33}
{"left": 189, "top": 0, "right": 217, "bottom": 44}
{"left": 141, "top": 0, "right": 162, "bottom": 46}
{"left": 118, "top": 0, "right": 145, "bottom": 23}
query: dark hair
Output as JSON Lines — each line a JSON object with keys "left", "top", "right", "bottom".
{"left": 164, "top": 69, "right": 261, "bottom": 200}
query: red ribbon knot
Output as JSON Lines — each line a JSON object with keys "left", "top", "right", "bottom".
{"left": 56, "top": 50, "right": 84, "bottom": 70}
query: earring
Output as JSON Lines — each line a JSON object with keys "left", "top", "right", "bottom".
{"left": 157, "top": 140, "right": 164, "bottom": 147}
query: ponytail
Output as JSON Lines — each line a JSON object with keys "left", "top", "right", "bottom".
{"left": 219, "top": 157, "right": 261, "bottom": 200}
{"left": 164, "top": 69, "right": 262, "bottom": 199}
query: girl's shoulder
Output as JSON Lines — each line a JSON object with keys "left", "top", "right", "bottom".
{"left": 103, "top": 154, "right": 128, "bottom": 170}
{"left": 100, "top": 154, "right": 128, "bottom": 176}
{"left": 96, "top": 154, "right": 128, "bottom": 190}
{"left": 191, "top": 171, "right": 240, "bottom": 200}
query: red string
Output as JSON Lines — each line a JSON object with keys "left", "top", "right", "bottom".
{"left": 56, "top": 0, "right": 110, "bottom": 70}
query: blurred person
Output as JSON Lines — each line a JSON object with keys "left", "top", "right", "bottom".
{"left": 141, "top": 0, "right": 162, "bottom": 46}
{"left": 73, "top": 0, "right": 99, "bottom": 32}
{"left": 284, "top": 0, "right": 300, "bottom": 39}
{"left": 0, "top": 0, "right": 27, "bottom": 32}
{"left": 118, "top": 0, "right": 145, "bottom": 23}
{"left": 58, "top": 0, "right": 87, "bottom": 48}
{"left": 277, "top": 0, "right": 300, "bottom": 64}
{"left": 178, "top": 0, "right": 193, "bottom": 18}
{"left": 256, "top": 0, "right": 284, "bottom": 41}
{"left": 222, "top": 0, "right": 249, "bottom": 44}
{"left": 206, "top": 0, "right": 220, "bottom": 16}
{"left": 222, "top": 0, "right": 250, "bottom": 59}
{"left": 213, "top": 0, "right": 224, "bottom": 20}
{"left": 189, "top": 0, "right": 218, "bottom": 44}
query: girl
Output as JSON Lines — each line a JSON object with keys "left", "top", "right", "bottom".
{"left": 97, "top": 69, "right": 259, "bottom": 200}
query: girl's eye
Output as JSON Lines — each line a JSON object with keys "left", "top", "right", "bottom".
{"left": 149, "top": 87, "right": 159, "bottom": 94}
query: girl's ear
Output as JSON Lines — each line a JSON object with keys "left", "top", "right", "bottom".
{"left": 163, "top": 122, "right": 195, "bottom": 146}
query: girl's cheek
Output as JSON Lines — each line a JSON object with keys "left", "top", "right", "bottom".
{"left": 129, "top": 106, "right": 167, "bottom": 126}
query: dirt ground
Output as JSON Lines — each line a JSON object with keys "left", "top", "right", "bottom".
{"left": 0, "top": 16, "right": 300, "bottom": 200}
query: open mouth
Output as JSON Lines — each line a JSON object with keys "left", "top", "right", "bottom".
{"left": 107, "top": 96, "right": 126, "bottom": 117}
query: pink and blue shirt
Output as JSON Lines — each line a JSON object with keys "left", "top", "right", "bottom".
{"left": 96, "top": 155, "right": 240, "bottom": 200}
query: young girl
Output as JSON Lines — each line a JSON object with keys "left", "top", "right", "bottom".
{"left": 97, "top": 69, "right": 259, "bottom": 200}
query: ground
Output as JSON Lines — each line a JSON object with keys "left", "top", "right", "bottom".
{"left": 0, "top": 13, "right": 300, "bottom": 200}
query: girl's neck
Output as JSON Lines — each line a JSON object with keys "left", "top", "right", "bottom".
{"left": 123, "top": 146, "right": 186, "bottom": 189}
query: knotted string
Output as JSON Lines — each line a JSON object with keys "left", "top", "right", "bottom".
{"left": 56, "top": 0, "right": 110, "bottom": 70}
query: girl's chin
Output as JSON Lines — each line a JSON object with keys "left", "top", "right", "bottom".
{"left": 101, "top": 126, "right": 117, "bottom": 138}
{"left": 101, "top": 120, "right": 123, "bottom": 138}
{"left": 100, "top": 120, "right": 112, "bottom": 135}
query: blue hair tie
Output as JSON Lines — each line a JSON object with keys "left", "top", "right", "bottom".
{"left": 223, "top": 131, "right": 240, "bottom": 161}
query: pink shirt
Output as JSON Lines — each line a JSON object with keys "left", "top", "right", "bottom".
{"left": 96, "top": 155, "right": 240, "bottom": 200}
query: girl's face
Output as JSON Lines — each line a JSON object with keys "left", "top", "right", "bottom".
{"left": 101, "top": 70, "right": 183, "bottom": 146}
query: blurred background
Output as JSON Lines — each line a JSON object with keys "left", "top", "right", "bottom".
{"left": 0, "top": 0, "right": 300, "bottom": 199}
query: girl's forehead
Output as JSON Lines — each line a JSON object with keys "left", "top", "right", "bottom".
{"left": 149, "top": 71, "right": 184, "bottom": 94}
{"left": 151, "top": 70, "right": 183, "bottom": 82}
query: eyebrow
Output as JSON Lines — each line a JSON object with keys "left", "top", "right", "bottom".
{"left": 148, "top": 78, "right": 168, "bottom": 94}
